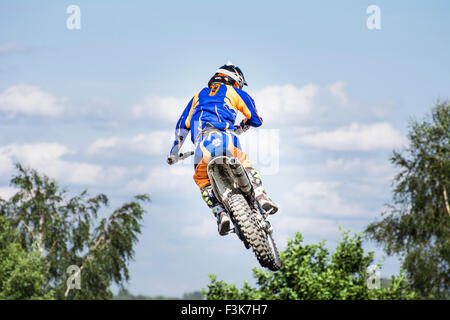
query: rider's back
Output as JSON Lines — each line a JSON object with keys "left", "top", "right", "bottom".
{"left": 187, "top": 84, "right": 262, "bottom": 141}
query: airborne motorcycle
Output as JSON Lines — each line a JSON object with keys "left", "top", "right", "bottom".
{"left": 177, "top": 129, "right": 281, "bottom": 271}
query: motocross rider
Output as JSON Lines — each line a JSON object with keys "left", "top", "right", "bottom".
{"left": 167, "top": 62, "right": 278, "bottom": 235}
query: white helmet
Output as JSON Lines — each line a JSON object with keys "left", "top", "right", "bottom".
{"left": 208, "top": 62, "right": 248, "bottom": 89}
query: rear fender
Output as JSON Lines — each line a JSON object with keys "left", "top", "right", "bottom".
{"left": 206, "top": 156, "right": 236, "bottom": 208}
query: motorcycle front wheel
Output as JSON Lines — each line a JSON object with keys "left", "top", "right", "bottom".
{"left": 229, "top": 193, "right": 281, "bottom": 271}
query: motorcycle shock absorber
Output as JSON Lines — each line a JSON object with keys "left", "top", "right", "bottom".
{"left": 227, "top": 157, "right": 252, "bottom": 194}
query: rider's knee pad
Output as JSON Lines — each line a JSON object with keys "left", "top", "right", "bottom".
{"left": 246, "top": 167, "right": 262, "bottom": 187}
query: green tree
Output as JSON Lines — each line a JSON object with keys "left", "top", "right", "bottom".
{"left": 182, "top": 290, "right": 205, "bottom": 300}
{"left": 0, "top": 163, "right": 150, "bottom": 299}
{"left": 0, "top": 216, "right": 54, "bottom": 300}
{"left": 113, "top": 288, "right": 151, "bottom": 300}
{"left": 113, "top": 289, "right": 204, "bottom": 300}
{"left": 365, "top": 101, "right": 450, "bottom": 299}
{"left": 204, "top": 231, "right": 415, "bottom": 300}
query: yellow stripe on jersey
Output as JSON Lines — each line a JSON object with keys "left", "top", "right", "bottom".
{"left": 225, "top": 86, "right": 252, "bottom": 119}
{"left": 224, "top": 96, "right": 238, "bottom": 113}
{"left": 185, "top": 91, "right": 200, "bottom": 129}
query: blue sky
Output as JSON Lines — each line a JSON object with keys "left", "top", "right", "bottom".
{"left": 1, "top": 0, "right": 449, "bottom": 296}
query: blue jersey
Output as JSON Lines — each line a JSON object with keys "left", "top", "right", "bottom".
{"left": 170, "top": 84, "right": 262, "bottom": 156}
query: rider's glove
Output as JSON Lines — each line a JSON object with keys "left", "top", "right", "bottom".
{"left": 239, "top": 121, "right": 251, "bottom": 132}
{"left": 234, "top": 126, "right": 244, "bottom": 135}
{"left": 167, "top": 154, "right": 178, "bottom": 165}
{"left": 234, "top": 121, "right": 251, "bottom": 135}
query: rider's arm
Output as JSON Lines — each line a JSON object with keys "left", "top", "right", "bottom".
{"left": 230, "top": 87, "right": 263, "bottom": 128}
{"left": 169, "top": 96, "right": 194, "bottom": 157}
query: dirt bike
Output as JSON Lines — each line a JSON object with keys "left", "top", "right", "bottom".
{"left": 175, "top": 127, "right": 282, "bottom": 271}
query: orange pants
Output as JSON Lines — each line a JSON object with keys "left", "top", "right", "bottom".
{"left": 193, "top": 130, "right": 251, "bottom": 190}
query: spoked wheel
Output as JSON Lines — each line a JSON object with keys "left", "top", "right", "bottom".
{"left": 229, "top": 193, "right": 282, "bottom": 271}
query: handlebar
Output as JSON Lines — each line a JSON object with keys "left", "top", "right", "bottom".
{"left": 167, "top": 151, "right": 194, "bottom": 165}
{"left": 178, "top": 151, "right": 194, "bottom": 160}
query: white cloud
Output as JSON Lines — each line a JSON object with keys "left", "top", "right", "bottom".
{"left": 298, "top": 122, "right": 407, "bottom": 151}
{"left": 315, "top": 158, "right": 394, "bottom": 178}
{"left": 0, "top": 138, "right": 196, "bottom": 192}
{"left": 275, "top": 215, "right": 340, "bottom": 239}
{"left": 326, "top": 81, "right": 349, "bottom": 105}
{"left": 131, "top": 95, "right": 187, "bottom": 122}
{"left": 0, "top": 84, "right": 66, "bottom": 118}
{"left": 0, "top": 142, "right": 145, "bottom": 188}
{"left": 0, "top": 143, "right": 103, "bottom": 185}
{"left": 126, "top": 165, "right": 196, "bottom": 194}
{"left": 284, "top": 181, "right": 365, "bottom": 218}
{"left": 88, "top": 131, "right": 173, "bottom": 156}
{"left": 181, "top": 217, "right": 216, "bottom": 238}
{"left": 278, "top": 157, "right": 396, "bottom": 202}
{"left": 0, "top": 186, "right": 18, "bottom": 200}
{"left": 0, "top": 152, "right": 12, "bottom": 178}
{"left": 252, "top": 84, "right": 319, "bottom": 125}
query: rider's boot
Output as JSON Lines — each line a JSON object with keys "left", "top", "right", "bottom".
{"left": 201, "top": 185, "right": 230, "bottom": 235}
{"left": 245, "top": 167, "right": 279, "bottom": 215}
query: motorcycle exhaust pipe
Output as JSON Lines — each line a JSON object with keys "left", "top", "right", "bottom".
{"left": 227, "top": 157, "right": 252, "bottom": 194}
